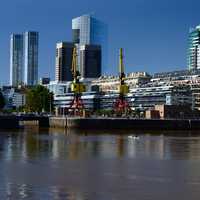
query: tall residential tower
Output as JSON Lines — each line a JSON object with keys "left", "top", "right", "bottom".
{"left": 10, "top": 34, "right": 24, "bottom": 87}
{"left": 55, "top": 42, "right": 74, "bottom": 82}
{"left": 80, "top": 44, "right": 101, "bottom": 78}
{"left": 187, "top": 25, "right": 200, "bottom": 70}
{"left": 24, "top": 31, "right": 39, "bottom": 86}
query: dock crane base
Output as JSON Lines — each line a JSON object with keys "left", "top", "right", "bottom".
{"left": 70, "top": 95, "right": 84, "bottom": 116}
{"left": 114, "top": 97, "right": 130, "bottom": 113}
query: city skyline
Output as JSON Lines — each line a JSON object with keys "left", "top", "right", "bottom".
{"left": 1, "top": 0, "right": 200, "bottom": 85}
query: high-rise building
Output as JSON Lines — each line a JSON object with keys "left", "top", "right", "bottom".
{"left": 10, "top": 34, "right": 24, "bottom": 87}
{"left": 187, "top": 25, "right": 200, "bottom": 70}
{"left": 72, "top": 14, "right": 107, "bottom": 74}
{"left": 80, "top": 44, "right": 101, "bottom": 78}
{"left": 24, "top": 31, "right": 39, "bottom": 86}
{"left": 55, "top": 42, "right": 74, "bottom": 82}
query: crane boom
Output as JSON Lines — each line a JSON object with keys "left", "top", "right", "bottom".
{"left": 71, "top": 47, "right": 78, "bottom": 81}
{"left": 119, "top": 48, "right": 124, "bottom": 75}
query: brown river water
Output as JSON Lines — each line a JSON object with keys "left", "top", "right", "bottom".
{"left": 0, "top": 128, "right": 200, "bottom": 199}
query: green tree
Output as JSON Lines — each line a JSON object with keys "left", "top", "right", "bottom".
{"left": 25, "top": 85, "right": 54, "bottom": 113}
{"left": 0, "top": 91, "right": 5, "bottom": 111}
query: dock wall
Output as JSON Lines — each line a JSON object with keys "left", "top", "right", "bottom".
{"left": 50, "top": 117, "right": 200, "bottom": 130}
{"left": 0, "top": 116, "right": 19, "bottom": 129}
{"left": 1, "top": 116, "right": 200, "bottom": 130}
{"left": 49, "top": 117, "right": 68, "bottom": 128}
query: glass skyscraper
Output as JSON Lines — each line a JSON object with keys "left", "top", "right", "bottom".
{"left": 187, "top": 25, "right": 200, "bottom": 70}
{"left": 24, "top": 31, "right": 39, "bottom": 86}
{"left": 72, "top": 15, "right": 108, "bottom": 73}
{"left": 10, "top": 34, "right": 24, "bottom": 87}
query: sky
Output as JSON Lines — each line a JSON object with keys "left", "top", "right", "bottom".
{"left": 0, "top": 0, "right": 200, "bottom": 85}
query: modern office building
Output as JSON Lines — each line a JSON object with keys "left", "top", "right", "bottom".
{"left": 55, "top": 42, "right": 74, "bottom": 82}
{"left": 10, "top": 34, "right": 24, "bottom": 87}
{"left": 187, "top": 25, "right": 200, "bottom": 70}
{"left": 72, "top": 14, "right": 107, "bottom": 73}
{"left": 129, "top": 84, "right": 193, "bottom": 111}
{"left": 46, "top": 81, "right": 100, "bottom": 115}
{"left": 79, "top": 44, "right": 101, "bottom": 78}
{"left": 24, "top": 31, "right": 39, "bottom": 86}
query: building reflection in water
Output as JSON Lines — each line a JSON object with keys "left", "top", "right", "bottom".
{"left": 116, "top": 135, "right": 125, "bottom": 158}
{"left": 1, "top": 128, "right": 200, "bottom": 162}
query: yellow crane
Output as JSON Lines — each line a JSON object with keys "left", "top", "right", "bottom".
{"left": 70, "top": 47, "right": 86, "bottom": 115}
{"left": 114, "top": 48, "right": 130, "bottom": 114}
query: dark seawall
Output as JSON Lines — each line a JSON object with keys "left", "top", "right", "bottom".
{"left": 1, "top": 116, "right": 200, "bottom": 130}
{"left": 50, "top": 117, "right": 200, "bottom": 130}
{"left": 0, "top": 116, "right": 19, "bottom": 129}
{"left": 0, "top": 116, "right": 49, "bottom": 129}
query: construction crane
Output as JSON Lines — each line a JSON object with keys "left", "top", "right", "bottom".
{"left": 114, "top": 48, "right": 130, "bottom": 114}
{"left": 70, "top": 47, "right": 86, "bottom": 116}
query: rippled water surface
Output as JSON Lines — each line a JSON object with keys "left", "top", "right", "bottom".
{"left": 1, "top": 128, "right": 200, "bottom": 199}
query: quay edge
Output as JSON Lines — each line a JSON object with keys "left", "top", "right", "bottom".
{"left": 49, "top": 117, "right": 200, "bottom": 130}
{"left": 0, "top": 116, "right": 19, "bottom": 129}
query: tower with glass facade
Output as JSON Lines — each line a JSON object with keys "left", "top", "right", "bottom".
{"left": 10, "top": 34, "right": 24, "bottom": 87}
{"left": 24, "top": 31, "right": 39, "bottom": 86}
{"left": 72, "top": 15, "right": 107, "bottom": 75}
{"left": 187, "top": 25, "right": 200, "bottom": 70}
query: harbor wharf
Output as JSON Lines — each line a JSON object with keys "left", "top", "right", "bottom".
{"left": 50, "top": 117, "right": 200, "bottom": 130}
{"left": 1, "top": 115, "right": 200, "bottom": 131}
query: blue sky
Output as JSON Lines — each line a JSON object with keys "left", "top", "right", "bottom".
{"left": 0, "top": 0, "right": 200, "bottom": 85}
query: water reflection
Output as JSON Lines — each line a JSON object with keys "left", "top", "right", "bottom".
{"left": 1, "top": 128, "right": 200, "bottom": 162}
{"left": 1, "top": 128, "right": 200, "bottom": 199}
{"left": 0, "top": 183, "right": 86, "bottom": 199}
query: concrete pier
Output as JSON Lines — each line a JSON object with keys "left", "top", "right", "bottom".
{"left": 2, "top": 116, "right": 200, "bottom": 131}
{"left": 49, "top": 117, "right": 200, "bottom": 130}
